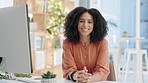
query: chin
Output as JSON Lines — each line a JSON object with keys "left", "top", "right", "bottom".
{"left": 81, "top": 33, "right": 90, "bottom": 36}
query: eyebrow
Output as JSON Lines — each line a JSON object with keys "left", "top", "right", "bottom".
{"left": 79, "top": 18, "right": 93, "bottom": 21}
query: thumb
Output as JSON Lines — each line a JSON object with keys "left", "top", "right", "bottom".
{"left": 83, "top": 67, "right": 88, "bottom": 72}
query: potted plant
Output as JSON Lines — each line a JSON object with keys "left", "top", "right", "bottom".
{"left": 123, "top": 31, "right": 127, "bottom": 37}
{"left": 41, "top": 71, "right": 56, "bottom": 83}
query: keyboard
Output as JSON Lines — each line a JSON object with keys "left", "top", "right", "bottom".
{"left": 16, "top": 76, "right": 41, "bottom": 83}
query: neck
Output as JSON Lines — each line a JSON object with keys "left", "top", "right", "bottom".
{"left": 80, "top": 35, "right": 90, "bottom": 44}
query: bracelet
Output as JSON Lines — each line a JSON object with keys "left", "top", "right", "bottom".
{"left": 70, "top": 71, "right": 77, "bottom": 82}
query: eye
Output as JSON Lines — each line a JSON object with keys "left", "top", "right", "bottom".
{"left": 88, "top": 21, "right": 93, "bottom": 24}
{"left": 79, "top": 20, "right": 84, "bottom": 23}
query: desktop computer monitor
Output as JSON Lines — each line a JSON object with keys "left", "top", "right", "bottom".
{"left": 0, "top": 4, "right": 33, "bottom": 73}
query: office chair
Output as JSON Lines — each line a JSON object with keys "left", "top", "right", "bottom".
{"left": 107, "top": 60, "right": 116, "bottom": 81}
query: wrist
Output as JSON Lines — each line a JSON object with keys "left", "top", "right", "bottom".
{"left": 72, "top": 71, "right": 78, "bottom": 81}
{"left": 70, "top": 71, "right": 77, "bottom": 82}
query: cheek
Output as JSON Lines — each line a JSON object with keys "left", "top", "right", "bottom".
{"left": 90, "top": 25, "right": 94, "bottom": 29}
{"left": 78, "top": 23, "right": 83, "bottom": 27}
{"left": 77, "top": 24, "right": 80, "bottom": 29}
{"left": 77, "top": 25, "right": 81, "bottom": 32}
{"left": 89, "top": 23, "right": 94, "bottom": 28}
{"left": 90, "top": 28, "right": 93, "bottom": 32}
{"left": 90, "top": 26, "right": 94, "bottom": 32}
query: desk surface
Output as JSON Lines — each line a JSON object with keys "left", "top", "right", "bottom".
{"left": 0, "top": 78, "right": 132, "bottom": 83}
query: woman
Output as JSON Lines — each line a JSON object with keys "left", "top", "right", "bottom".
{"left": 62, "top": 7, "right": 110, "bottom": 83}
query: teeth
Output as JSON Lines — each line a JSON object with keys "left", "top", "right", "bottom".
{"left": 82, "top": 28, "right": 89, "bottom": 32}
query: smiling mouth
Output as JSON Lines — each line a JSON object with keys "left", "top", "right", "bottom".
{"left": 81, "top": 28, "right": 89, "bottom": 32}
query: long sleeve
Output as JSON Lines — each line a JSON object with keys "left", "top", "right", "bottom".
{"left": 93, "top": 39, "right": 110, "bottom": 80}
{"left": 62, "top": 39, "right": 110, "bottom": 80}
{"left": 62, "top": 40, "right": 77, "bottom": 79}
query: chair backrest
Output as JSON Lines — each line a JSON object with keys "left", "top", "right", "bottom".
{"left": 107, "top": 60, "right": 116, "bottom": 81}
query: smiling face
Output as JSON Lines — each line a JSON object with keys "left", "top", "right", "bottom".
{"left": 78, "top": 12, "right": 94, "bottom": 37}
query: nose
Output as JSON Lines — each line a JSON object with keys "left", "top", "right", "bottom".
{"left": 84, "top": 21, "right": 88, "bottom": 27}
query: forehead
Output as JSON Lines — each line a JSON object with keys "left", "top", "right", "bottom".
{"left": 79, "top": 12, "right": 93, "bottom": 20}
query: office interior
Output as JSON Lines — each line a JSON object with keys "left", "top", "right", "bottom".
{"left": 0, "top": 0, "right": 148, "bottom": 83}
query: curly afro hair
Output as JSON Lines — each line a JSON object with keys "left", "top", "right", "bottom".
{"left": 64, "top": 7, "right": 108, "bottom": 44}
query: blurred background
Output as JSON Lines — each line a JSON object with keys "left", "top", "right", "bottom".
{"left": 0, "top": 0, "right": 148, "bottom": 82}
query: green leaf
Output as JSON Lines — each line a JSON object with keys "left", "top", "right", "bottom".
{"left": 46, "top": 0, "right": 66, "bottom": 36}
{"left": 51, "top": 74, "right": 56, "bottom": 78}
{"left": 46, "top": 29, "right": 52, "bottom": 34}
{"left": 14, "top": 73, "right": 32, "bottom": 78}
{"left": 41, "top": 71, "right": 56, "bottom": 79}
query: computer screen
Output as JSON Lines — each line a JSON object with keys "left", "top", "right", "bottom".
{"left": 0, "top": 4, "right": 33, "bottom": 73}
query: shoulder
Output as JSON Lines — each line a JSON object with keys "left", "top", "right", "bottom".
{"left": 93, "top": 38, "right": 108, "bottom": 48}
{"left": 100, "top": 38, "right": 108, "bottom": 44}
{"left": 96, "top": 38, "right": 108, "bottom": 45}
{"left": 63, "top": 39, "right": 73, "bottom": 47}
{"left": 94, "top": 38, "right": 108, "bottom": 51}
{"left": 62, "top": 39, "right": 77, "bottom": 50}
{"left": 63, "top": 39, "right": 71, "bottom": 44}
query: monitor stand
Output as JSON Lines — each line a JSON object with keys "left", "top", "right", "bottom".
{"left": 0, "top": 57, "right": 6, "bottom": 71}
{"left": 0, "top": 57, "right": 2, "bottom": 65}
{"left": 0, "top": 58, "right": 16, "bottom": 80}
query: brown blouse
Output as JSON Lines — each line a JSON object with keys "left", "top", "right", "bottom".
{"left": 62, "top": 39, "right": 110, "bottom": 80}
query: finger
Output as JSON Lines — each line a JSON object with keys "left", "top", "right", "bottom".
{"left": 83, "top": 75, "right": 89, "bottom": 80}
{"left": 77, "top": 71, "right": 91, "bottom": 79}
{"left": 83, "top": 73, "right": 91, "bottom": 80}
{"left": 83, "top": 67, "right": 88, "bottom": 72}
{"left": 82, "top": 79, "right": 88, "bottom": 83}
{"left": 77, "top": 73, "right": 88, "bottom": 82}
{"left": 77, "top": 70, "right": 91, "bottom": 82}
{"left": 84, "top": 76, "right": 92, "bottom": 83}
{"left": 77, "top": 72, "right": 86, "bottom": 81}
{"left": 76, "top": 80, "right": 85, "bottom": 83}
{"left": 86, "top": 80, "right": 91, "bottom": 83}
{"left": 81, "top": 76, "right": 92, "bottom": 83}
{"left": 77, "top": 70, "right": 86, "bottom": 76}
{"left": 87, "top": 80, "right": 92, "bottom": 83}
{"left": 78, "top": 73, "right": 88, "bottom": 79}
{"left": 77, "top": 76, "right": 84, "bottom": 82}
{"left": 85, "top": 73, "right": 92, "bottom": 77}
{"left": 77, "top": 70, "right": 85, "bottom": 73}
{"left": 77, "top": 77, "right": 88, "bottom": 83}
{"left": 77, "top": 73, "right": 83, "bottom": 78}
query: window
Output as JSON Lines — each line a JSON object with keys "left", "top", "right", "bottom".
{"left": 0, "top": 0, "right": 13, "bottom": 8}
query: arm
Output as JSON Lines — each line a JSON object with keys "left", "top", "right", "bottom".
{"left": 62, "top": 40, "right": 91, "bottom": 82}
{"left": 91, "top": 39, "right": 110, "bottom": 82}
{"left": 62, "top": 40, "right": 77, "bottom": 79}
{"left": 77, "top": 39, "right": 110, "bottom": 83}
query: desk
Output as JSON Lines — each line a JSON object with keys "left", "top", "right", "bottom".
{"left": 0, "top": 78, "right": 133, "bottom": 83}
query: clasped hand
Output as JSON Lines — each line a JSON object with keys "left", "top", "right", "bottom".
{"left": 75, "top": 67, "right": 92, "bottom": 83}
